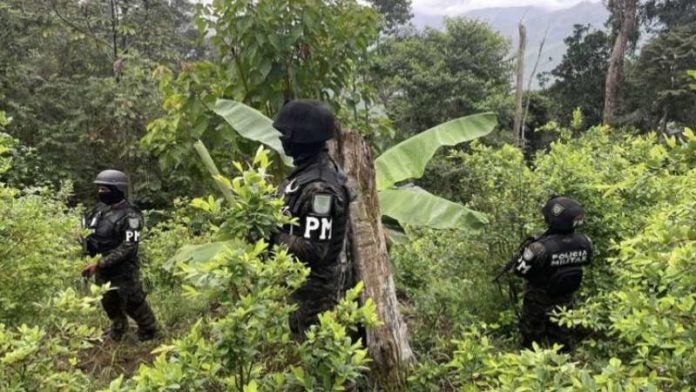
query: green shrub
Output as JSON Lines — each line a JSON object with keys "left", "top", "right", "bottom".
{"left": 396, "top": 125, "right": 696, "bottom": 390}
{"left": 0, "top": 286, "right": 106, "bottom": 391}
{"left": 106, "top": 149, "right": 378, "bottom": 391}
{"left": 0, "top": 183, "right": 84, "bottom": 325}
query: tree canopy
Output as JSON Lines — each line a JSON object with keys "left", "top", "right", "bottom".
{"left": 371, "top": 18, "right": 511, "bottom": 140}
{"left": 1, "top": 0, "right": 695, "bottom": 389}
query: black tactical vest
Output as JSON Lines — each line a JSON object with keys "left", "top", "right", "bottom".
{"left": 529, "top": 233, "right": 593, "bottom": 296}
{"left": 84, "top": 202, "right": 139, "bottom": 265}
{"left": 280, "top": 152, "right": 352, "bottom": 265}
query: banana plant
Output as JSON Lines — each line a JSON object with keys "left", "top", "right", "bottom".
{"left": 212, "top": 99, "right": 496, "bottom": 230}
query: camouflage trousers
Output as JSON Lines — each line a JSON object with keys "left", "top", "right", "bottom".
{"left": 519, "top": 285, "right": 575, "bottom": 352}
{"left": 289, "top": 271, "right": 341, "bottom": 341}
{"left": 97, "top": 273, "right": 157, "bottom": 339}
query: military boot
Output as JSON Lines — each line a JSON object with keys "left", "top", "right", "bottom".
{"left": 102, "top": 322, "right": 127, "bottom": 342}
{"left": 137, "top": 327, "right": 157, "bottom": 342}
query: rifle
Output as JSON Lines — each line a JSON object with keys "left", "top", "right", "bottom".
{"left": 493, "top": 255, "right": 517, "bottom": 283}
{"left": 493, "top": 235, "right": 539, "bottom": 321}
{"left": 494, "top": 255, "right": 522, "bottom": 322}
{"left": 493, "top": 235, "right": 538, "bottom": 283}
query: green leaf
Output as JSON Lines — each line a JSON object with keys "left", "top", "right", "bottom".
{"left": 243, "top": 380, "right": 258, "bottom": 392}
{"left": 212, "top": 99, "right": 293, "bottom": 166}
{"left": 375, "top": 113, "right": 497, "bottom": 190}
{"left": 378, "top": 187, "right": 488, "bottom": 230}
{"left": 384, "top": 227, "right": 409, "bottom": 245}
{"left": 193, "top": 140, "right": 235, "bottom": 204}
{"left": 167, "top": 240, "right": 239, "bottom": 267}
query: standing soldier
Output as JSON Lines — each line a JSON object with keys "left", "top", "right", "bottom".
{"left": 270, "top": 100, "right": 353, "bottom": 339}
{"left": 81, "top": 170, "right": 157, "bottom": 342}
{"left": 512, "top": 196, "right": 593, "bottom": 351}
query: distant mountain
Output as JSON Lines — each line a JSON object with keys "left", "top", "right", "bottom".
{"left": 412, "top": 1, "right": 609, "bottom": 88}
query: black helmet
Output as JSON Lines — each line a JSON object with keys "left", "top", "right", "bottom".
{"left": 272, "top": 100, "right": 336, "bottom": 144}
{"left": 94, "top": 169, "right": 129, "bottom": 195}
{"left": 541, "top": 196, "right": 585, "bottom": 233}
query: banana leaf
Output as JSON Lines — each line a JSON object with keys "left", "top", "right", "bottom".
{"left": 212, "top": 99, "right": 293, "bottom": 166}
{"left": 193, "top": 140, "right": 235, "bottom": 204}
{"left": 375, "top": 112, "right": 497, "bottom": 191}
{"left": 378, "top": 186, "right": 488, "bottom": 230}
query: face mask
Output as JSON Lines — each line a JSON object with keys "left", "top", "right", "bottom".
{"left": 98, "top": 188, "right": 124, "bottom": 205}
{"left": 281, "top": 138, "right": 326, "bottom": 162}
{"left": 281, "top": 136, "right": 294, "bottom": 156}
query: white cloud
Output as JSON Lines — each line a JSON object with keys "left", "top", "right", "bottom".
{"left": 412, "top": 0, "right": 602, "bottom": 16}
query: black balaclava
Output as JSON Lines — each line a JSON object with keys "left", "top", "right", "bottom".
{"left": 281, "top": 137, "right": 326, "bottom": 165}
{"left": 98, "top": 185, "right": 125, "bottom": 205}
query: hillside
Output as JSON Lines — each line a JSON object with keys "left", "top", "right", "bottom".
{"left": 413, "top": 1, "right": 609, "bottom": 87}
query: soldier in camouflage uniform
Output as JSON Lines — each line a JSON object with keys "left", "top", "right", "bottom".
{"left": 81, "top": 170, "right": 157, "bottom": 342}
{"left": 270, "top": 100, "right": 353, "bottom": 339}
{"left": 512, "top": 196, "right": 593, "bottom": 351}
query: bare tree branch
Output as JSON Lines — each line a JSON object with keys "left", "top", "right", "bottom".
{"left": 50, "top": 0, "right": 113, "bottom": 54}
{"left": 522, "top": 25, "right": 550, "bottom": 129}
{"left": 513, "top": 19, "right": 527, "bottom": 147}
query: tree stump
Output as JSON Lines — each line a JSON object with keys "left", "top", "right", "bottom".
{"left": 329, "top": 130, "right": 413, "bottom": 390}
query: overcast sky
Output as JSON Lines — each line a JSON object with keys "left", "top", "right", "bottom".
{"left": 412, "top": 0, "right": 602, "bottom": 15}
{"left": 196, "top": 0, "right": 603, "bottom": 17}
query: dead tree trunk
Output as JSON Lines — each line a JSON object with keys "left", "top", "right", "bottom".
{"left": 513, "top": 21, "right": 527, "bottom": 147}
{"left": 523, "top": 27, "right": 549, "bottom": 129}
{"left": 603, "top": 0, "right": 637, "bottom": 125}
{"left": 329, "top": 131, "right": 413, "bottom": 391}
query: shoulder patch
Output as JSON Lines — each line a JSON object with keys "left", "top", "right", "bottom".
{"left": 312, "top": 194, "right": 333, "bottom": 215}
{"left": 528, "top": 242, "right": 546, "bottom": 258}
{"left": 128, "top": 217, "right": 140, "bottom": 229}
{"left": 522, "top": 247, "right": 535, "bottom": 261}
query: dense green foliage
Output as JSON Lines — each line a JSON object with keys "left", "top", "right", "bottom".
{"left": 642, "top": 0, "right": 696, "bottom": 32}
{"left": 372, "top": 18, "right": 512, "bottom": 140}
{"left": 394, "top": 124, "right": 696, "bottom": 390}
{"left": 1, "top": 0, "right": 696, "bottom": 389}
{"left": 0, "top": 0, "right": 200, "bottom": 204}
{"left": 625, "top": 21, "right": 696, "bottom": 130}
{"left": 367, "top": 0, "right": 413, "bottom": 33}
{"left": 545, "top": 0, "right": 696, "bottom": 132}
{"left": 0, "top": 147, "right": 378, "bottom": 390}
{"left": 543, "top": 25, "right": 611, "bottom": 127}
{"left": 142, "top": 0, "right": 382, "bottom": 198}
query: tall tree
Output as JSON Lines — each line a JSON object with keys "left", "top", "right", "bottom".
{"left": 513, "top": 21, "right": 527, "bottom": 147}
{"left": 143, "top": 0, "right": 380, "bottom": 192}
{"left": 366, "top": 0, "right": 413, "bottom": 33}
{"left": 47, "top": 0, "right": 200, "bottom": 77}
{"left": 0, "top": 0, "right": 201, "bottom": 204}
{"left": 372, "top": 18, "right": 511, "bottom": 140}
{"left": 624, "top": 22, "right": 696, "bottom": 130}
{"left": 641, "top": 0, "right": 696, "bottom": 32}
{"left": 603, "top": 0, "right": 638, "bottom": 124}
{"left": 193, "top": 0, "right": 378, "bottom": 112}
{"left": 543, "top": 25, "right": 611, "bottom": 127}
